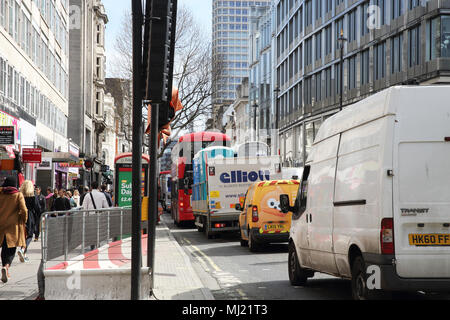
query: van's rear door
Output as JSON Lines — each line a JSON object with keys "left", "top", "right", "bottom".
{"left": 393, "top": 90, "right": 450, "bottom": 279}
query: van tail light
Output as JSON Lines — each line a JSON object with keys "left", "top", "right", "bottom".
{"left": 381, "top": 218, "right": 395, "bottom": 255}
{"left": 252, "top": 206, "right": 259, "bottom": 223}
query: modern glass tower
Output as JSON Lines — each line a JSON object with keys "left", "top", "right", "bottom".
{"left": 211, "top": 0, "right": 271, "bottom": 128}
{"left": 275, "top": 0, "right": 450, "bottom": 168}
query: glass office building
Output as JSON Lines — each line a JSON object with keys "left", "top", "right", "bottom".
{"left": 212, "top": 0, "right": 271, "bottom": 127}
{"left": 276, "top": 0, "right": 450, "bottom": 167}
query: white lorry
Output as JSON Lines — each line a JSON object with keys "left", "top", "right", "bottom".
{"left": 280, "top": 85, "right": 450, "bottom": 299}
{"left": 192, "top": 153, "right": 282, "bottom": 239}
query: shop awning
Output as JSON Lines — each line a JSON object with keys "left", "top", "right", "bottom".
{"left": 42, "top": 152, "right": 78, "bottom": 163}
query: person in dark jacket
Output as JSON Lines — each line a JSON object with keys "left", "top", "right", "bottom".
{"left": 18, "top": 181, "right": 40, "bottom": 262}
{"left": 45, "top": 187, "right": 57, "bottom": 212}
{"left": 80, "top": 186, "right": 90, "bottom": 206}
{"left": 34, "top": 186, "right": 46, "bottom": 241}
{"left": 52, "top": 189, "right": 72, "bottom": 212}
{"left": 101, "top": 185, "right": 113, "bottom": 207}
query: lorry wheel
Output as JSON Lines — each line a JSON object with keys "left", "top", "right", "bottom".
{"left": 288, "top": 242, "right": 308, "bottom": 286}
{"left": 205, "top": 225, "right": 214, "bottom": 239}
{"left": 197, "top": 217, "right": 204, "bottom": 232}
{"left": 351, "top": 256, "right": 370, "bottom": 300}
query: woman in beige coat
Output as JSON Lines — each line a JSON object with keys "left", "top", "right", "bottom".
{"left": 0, "top": 176, "right": 28, "bottom": 283}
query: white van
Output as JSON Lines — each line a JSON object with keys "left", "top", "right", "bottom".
{"left": 280, "top": 86, "right": 450, "bottom": 299}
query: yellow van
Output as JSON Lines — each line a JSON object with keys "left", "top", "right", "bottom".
{"left": 236, "top": 180, "right": 299, "bottom": 252}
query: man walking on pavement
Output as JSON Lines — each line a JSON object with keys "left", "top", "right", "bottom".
{"left": 83, "top": 181, "right": 109, "bottom": 251}
{"left": 82, "top": 181, "right": 109, "bottom": 210}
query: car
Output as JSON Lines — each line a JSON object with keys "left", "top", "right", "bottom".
{"left": 237, "top": 180, "right": 299, "bottom": 252}
{"left": 280, "top": 86, "right": 450, "bottom": 300}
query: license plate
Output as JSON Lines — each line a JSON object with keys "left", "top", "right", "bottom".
{"left": 262, "top": 224, "right": 287, "bottom": 233}
{"left": 409, "top": 234, "right": 450, "bottom": 246}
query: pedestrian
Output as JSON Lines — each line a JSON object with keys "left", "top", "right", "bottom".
{"left": 34, "top": 186, "right": 46, "bottom": 242}
{"left": 101, "top": 185, "right": 113, "bottom": 207}
{"left": 0, "top": 176, "right": 28, "bottom": 283}
{"left": 45, "top": 187, "right": 57, "bottom": 212}
{"left": 80, "top": 186, "right": 90, "bottom": 206}
{"left": 82, "top": 181, "right": 109, "bottom": 210}
{"left": 52, "top": 189, "right": 72, "bottom": 212}
{"left": 83, "top": 182, "right": 109, "bottom": 251}
{"left": 71, "top": 190, "right": 81, "bottom": 208}
{"left": 18, "top": 181, "right": 41, "bottom": 262}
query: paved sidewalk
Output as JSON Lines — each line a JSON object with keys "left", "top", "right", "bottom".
{"left": 152, "top": 216, "right": 214, "bottom": 300}
{"left": 0, "top": 213, "right": 213, "bottom": 300}
{"left": 0, "top": 240, "right": 40, "bottom": 300}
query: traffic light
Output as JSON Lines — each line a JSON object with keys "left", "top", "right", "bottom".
{"left": 84, "top": 159, "right": 94, "bottom": 169}
{"left": 144, "top": 0, "right": 178, "bottom": 131}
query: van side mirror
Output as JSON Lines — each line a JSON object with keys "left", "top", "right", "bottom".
{"left": 235, "top": 204, "right": 242, "bottom": 211}
{"left": 280, "top": 194, "right": 291, "bottom": 214}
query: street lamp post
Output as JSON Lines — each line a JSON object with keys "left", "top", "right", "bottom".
{"left": 338, "top": 29, "right": 347, "bottom": 112}
{"left": 273, "top": 86, "right": 280, "bottom": 156}
{"left": 252, "top": 103, "right": 258, "bottom": 141}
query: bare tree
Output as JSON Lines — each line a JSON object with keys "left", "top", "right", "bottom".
{"left": 108, "top": 5, "right": 219, "bottom": 157}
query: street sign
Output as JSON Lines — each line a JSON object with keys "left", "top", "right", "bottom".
{"left": 37, "top": 158, "right": 52, "bottom": 170}
{"left": 22, "top": 148, "right": 42, "bottom": 164}
{"left": 0, "top": 126, "right": 15, "bottom": 145}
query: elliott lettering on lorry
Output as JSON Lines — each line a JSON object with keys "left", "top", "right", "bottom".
{"left": 219, "top": 170, "right": 271, "bottom": 184}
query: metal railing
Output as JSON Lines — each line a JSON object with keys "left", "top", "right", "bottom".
{"left": 40, "top": 207, "right": 133, "bottom": 269}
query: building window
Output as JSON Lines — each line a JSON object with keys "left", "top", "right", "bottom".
{"left": 348, "top": 9, "right": 357, "bottom": 42}
{"left": 335, "top": 18, "right": 343, "bottom": 49}
{"left": 408, "top": 25, "right": 421, "bottom": 67}
{"left": 315, "top": 31, "right": 322, "bottom": 61}
{"left": 427, "top": 16, "right": 450, "bottom": 60}
{"left": 409, "top": 0, "right": 420, "bottom": 10}
{"left": 305, "top": 0, "right": 312, "bottom": 27}
{"left": 361, "top": 1, "right": 369, "bottom": 36}
{"left": 392, "top": 0, "right": 403, "bottom": 20}
{"left": 325, "top": 24, "right": 332, "bottom": 56}
{"left": 305, "top": 37, "right": 312, "bottom": 66}
{"left": 335, "top": 62, "right": 341, "bottom": 96}
{"left": 0, "top": 57, "right": 4, "bottom": 94}
{"left": 325, "top": 67, "right": 332, "bottom": 98}
{"left": 325, "top": 0, "right": 332, "bottom": 14}
{"left": 315, "top": 72, "right": 322, "bottom": 103}
{"left": 315, "top": 0, "right": 322, "bottom": 21}
{"left": 305, "top": 76, "right": 312, "bottom": 105}
{"left": 391, "top": 33, "right": 403, "bottom": 74}
{"left": 374, "top": 41, "right": 386, "bottom": 80}
{"left": 361, "top": 48, "right": 370, "bottom": 85}
{"left": 348, "top": 55, "right": 357, "bottom": 90}
{"left": 374, "top": 0, "right": 387, "bottom": 26}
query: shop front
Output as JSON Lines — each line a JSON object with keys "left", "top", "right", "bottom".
{"left": 0, "top": 110, "right": 23, "bottom": 187}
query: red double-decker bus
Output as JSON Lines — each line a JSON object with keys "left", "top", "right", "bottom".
{"left": 171, "top": 132, "right": 231, "bottom": 226}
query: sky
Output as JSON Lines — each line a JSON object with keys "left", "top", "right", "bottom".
{"left": 103, "top": 0, "right": 212, "bottom": 77}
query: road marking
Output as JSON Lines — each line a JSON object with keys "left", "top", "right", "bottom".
{"left": 180, "top": 239, "right": 211, "bottom": 272}
{"left": 236, "top": 288, "right": 249, "bottom": 300}
{"left": 183, "top": 238, "right": 221, "bottom": 272}
{"left": 181, "top": 237, "right": 246, "bottom": 299}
